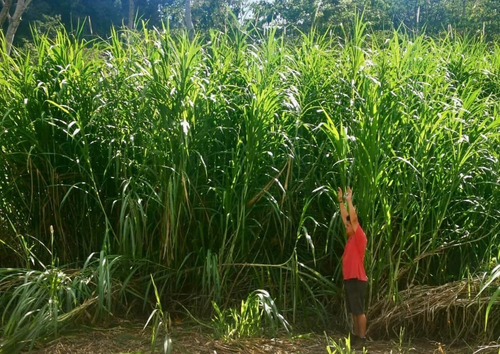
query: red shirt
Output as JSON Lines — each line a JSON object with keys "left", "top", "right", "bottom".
{"left": 342, "top": 225, "right": 367, "bottom": 281}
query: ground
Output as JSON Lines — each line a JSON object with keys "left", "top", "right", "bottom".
{"left": 27, "top": 320, "right": 499, "bottom": 354}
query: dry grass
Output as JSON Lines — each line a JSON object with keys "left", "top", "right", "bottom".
{"left": 18, "top": 276, "right": 499, "bottom": 353}
{"left": 368, "top": 277, "right": 500, "bottom": 342}
{"left": 28, "top": 324, "right": 323, "bottom": 354}
{"left": 26, "top": 320, "right": 499, "bottom": 354}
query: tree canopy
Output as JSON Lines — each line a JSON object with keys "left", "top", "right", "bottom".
{"left": 4, "top": 0, "right": 500, "bottom": 45}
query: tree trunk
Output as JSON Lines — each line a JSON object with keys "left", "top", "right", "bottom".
{"left": 185, "top": 0, "right": 194, "bottom": 39}
{"left": 4, "top": 0, "right": 32, "bottom": 55}
{"left": 128, "top": 0, "right": 135, "bottom": 29}
{"left": 0, "top": 0, "right": 13, "bottom": 29}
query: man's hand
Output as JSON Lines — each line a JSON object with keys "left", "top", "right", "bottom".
{"left": 346, "top": 187, "right": 353, "bottom": 201}
{"left": 338, "top": 187, "right": 348, "bottom": 223}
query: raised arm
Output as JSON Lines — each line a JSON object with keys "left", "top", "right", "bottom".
{"left": 338, "top": 187, "right": 349, "bottom": 227}
{"left": 345, "top": 187, "right": 359, "bottom": 232}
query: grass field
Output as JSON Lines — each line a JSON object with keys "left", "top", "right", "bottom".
{"left": 1, "top": 17, "right": 499, "bottom": 352}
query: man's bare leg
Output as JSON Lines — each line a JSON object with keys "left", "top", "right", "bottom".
{"left": 352, "top": 314, "right": 367, "bottom": 338}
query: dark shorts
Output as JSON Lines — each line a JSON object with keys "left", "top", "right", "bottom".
{"left": 344, "top": 279, "right": 367, "bottom": 315}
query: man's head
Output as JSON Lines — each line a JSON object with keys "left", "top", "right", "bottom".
{"left": 345, "top": 215, "right": 362, "bottom": 237}
{"left": 345, "top": 216, "right": 355, "bottom": 237}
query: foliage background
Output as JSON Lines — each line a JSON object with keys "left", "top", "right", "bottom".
{"left": 8, "top": 0, "right": 500, "bottom": 43}
{"left": 0, "top": 3, "right": 499, "bottom": 352}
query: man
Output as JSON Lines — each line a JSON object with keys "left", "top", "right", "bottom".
{"left": 338, "top": 186, "right": 367, "bottom": 346}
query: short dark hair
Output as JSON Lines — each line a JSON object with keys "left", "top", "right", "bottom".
{"left": 346, "top": 215, "right": 363, "bottom": 227}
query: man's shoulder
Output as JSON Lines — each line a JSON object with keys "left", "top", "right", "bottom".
{"left": 355, "top": 225, "right": 366, "bottom": 238}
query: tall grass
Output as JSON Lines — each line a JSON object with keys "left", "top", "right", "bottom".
{"left": 0, "top": 18, "right": 499, "bottom": 347}
{"left": 0, "top": 252, "right": 134, "bottom": 351}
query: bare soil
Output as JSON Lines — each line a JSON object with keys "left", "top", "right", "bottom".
{"left": 27, "top": 320, "right": 499, "bottom": 354}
